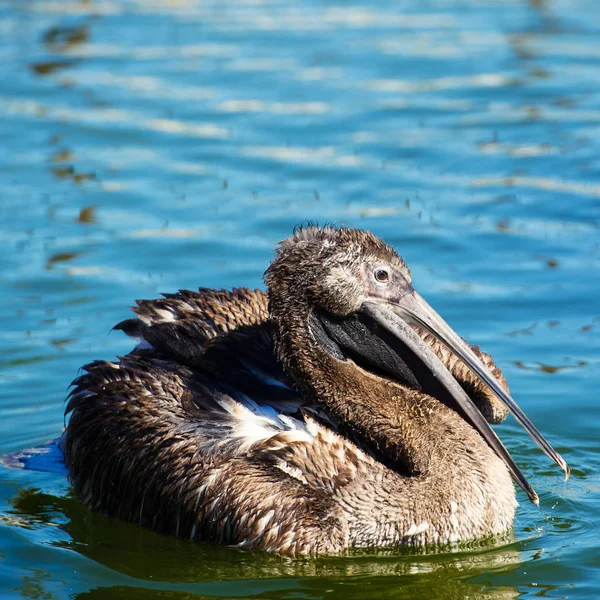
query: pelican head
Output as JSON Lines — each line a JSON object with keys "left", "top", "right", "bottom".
{"left": 267, "top": 225, "right": 569, "bottom": 505}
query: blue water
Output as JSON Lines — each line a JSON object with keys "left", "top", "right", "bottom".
{"left": 1, "top": 0, "right": 599, "bottom": 597}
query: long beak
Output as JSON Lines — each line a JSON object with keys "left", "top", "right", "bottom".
{"left": 360, "top": 297, "right": 564, "bottom": 505}
{"left": 391, "top": 291, "right": 570, "bottom": 481}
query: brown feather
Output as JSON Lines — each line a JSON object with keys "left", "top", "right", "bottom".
{"left": 63, "top": 227, "right": 517, "bottom": 555}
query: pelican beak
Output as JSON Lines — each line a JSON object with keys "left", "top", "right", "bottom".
{"left": 361, "top": 293, "right": 569, "bottom": 505}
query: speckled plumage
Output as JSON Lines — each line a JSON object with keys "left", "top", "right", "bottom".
{"left": 63, "top": 226, "right": 518, "bottom": 555}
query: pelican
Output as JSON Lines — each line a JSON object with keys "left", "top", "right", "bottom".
{"left": 58, "top": 226, "right": 568, "bottom": 554}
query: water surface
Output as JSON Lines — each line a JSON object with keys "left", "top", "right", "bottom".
{"left": 1, "top": 0, "right": 599, "bottom": 598}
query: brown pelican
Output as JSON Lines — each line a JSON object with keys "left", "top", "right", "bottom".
{"left": 61, "top": 225, "right": 568, "bottom": 555}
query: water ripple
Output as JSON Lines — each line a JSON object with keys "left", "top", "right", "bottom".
{"left": 0, "top": 0, "right": 599, "bottom": 598}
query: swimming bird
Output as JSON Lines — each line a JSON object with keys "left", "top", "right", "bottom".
{"left": 61, "top": 225, "right": 569, "bottom": 555}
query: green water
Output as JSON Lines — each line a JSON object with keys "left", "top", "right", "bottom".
{"left": 1, "top": 0, "right": 599, "bottom": 598}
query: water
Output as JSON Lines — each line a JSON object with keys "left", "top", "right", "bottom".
{"left": 0, "top": 0, "right": 599, "bottom": 597}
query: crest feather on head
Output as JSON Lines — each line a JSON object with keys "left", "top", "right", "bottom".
{"left": 273, "top": 224, "right": 408, "bottom": 273}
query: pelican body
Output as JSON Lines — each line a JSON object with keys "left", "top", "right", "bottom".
{"left": 61, "top": 226, "right": 567, "bottom": 555}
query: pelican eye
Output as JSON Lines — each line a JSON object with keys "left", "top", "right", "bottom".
{"left": 374, "top": 269, "right": 389, "bottom": 283}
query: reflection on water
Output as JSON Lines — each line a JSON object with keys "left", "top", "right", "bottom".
{"left": 7, "top": 487, "right": 524, "bottom": 600}
{"left": 43, "top": 23, "right": 89, "bottom": 51}
{"left": 0, "top": 0, "right": 599, "bottom": 598}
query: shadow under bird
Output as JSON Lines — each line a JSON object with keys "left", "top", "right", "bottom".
{"left": 5, "top": 226, "right": 569, "bottom": 555}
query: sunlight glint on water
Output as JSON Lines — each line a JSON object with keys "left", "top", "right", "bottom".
{"left": 0, "top": 0, "right": 599, "bottom": 598}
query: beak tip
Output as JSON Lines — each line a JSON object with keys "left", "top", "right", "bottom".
{"left": 564, "top": 462, "right": 571, "bottom": 482}
{"left": 531, "top": 490, "right": 540, "bottom": 506}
